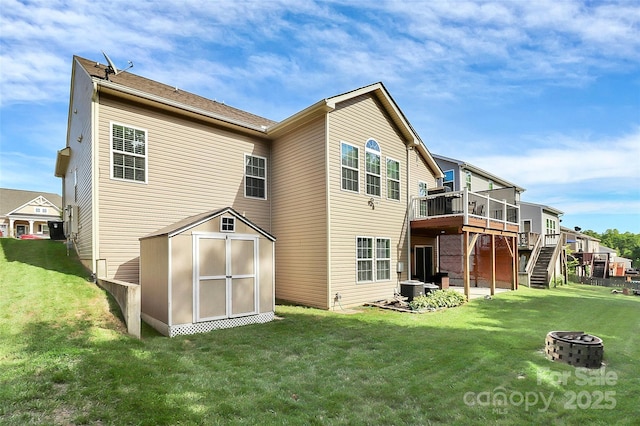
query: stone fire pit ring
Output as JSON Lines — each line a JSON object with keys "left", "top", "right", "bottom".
{"left": 545, "top": 331, "right": 604, "bottom": 369}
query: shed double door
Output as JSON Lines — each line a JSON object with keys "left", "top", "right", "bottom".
{"left": 194, "top": 234, "right": 258, "bottom": 322}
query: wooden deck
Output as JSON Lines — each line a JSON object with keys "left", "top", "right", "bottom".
{"left": 410, "top": 214, "right": 519, "bottom": 237}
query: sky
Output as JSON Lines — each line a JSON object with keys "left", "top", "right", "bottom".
{"left": 1, "top": 0, "right": 639, "bottom": 233}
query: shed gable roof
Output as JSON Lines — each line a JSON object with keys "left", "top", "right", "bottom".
{"left": 141, "top": 207, "right": 276, "bottom": 241}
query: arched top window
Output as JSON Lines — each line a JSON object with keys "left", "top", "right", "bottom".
{"left": 366, "top": 139, "right": 380, "bottom": 152}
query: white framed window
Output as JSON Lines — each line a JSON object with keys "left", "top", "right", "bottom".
{"left": 221, "top": 217, "right": 235, "bottom": 232}
{"left": 418, "top": 181, "right": 428, "bottom": 216}
{"left": 357, "top": 237, "right": 373, "bottom": 282}
{"left": 357, "top": 236, "right": 392, "bottom": 282}
{"left": 38, "top": 224, "right": 49, "bottom": 234}
{"left": 365, "top": 139, "right": 381, "bottom": 196}
{"left": 245, "top": 154, "right": 267, "bottom": 199}
{"left": 111, "top": 123, "right": 147, "bottom": 183}
{"left": 443, "top": 169, "right": 454, "bottom": 191}
{"left": 341, "top": 142, "right": 359, "bottom": 192}
{"left": 488, "top": 180, "right": 494, "bottom": 190}
{"left": 376, "top": 238, "right": 391, "bottom": 281}
{"left": 35, "top": 207, "right": 48, "bottom": 213}
{"left": 386, "top": 158, "right": 400, "bottom": 200}
{"left": 465, "top": 171, "right": 472, "bottom": 190}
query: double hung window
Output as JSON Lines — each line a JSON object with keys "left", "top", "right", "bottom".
{"left": 245, "top": 155, "right": 267, "bottom": 199}
{"left": 357, "top": 237, "right": 391, "bottom": 282}
{"left": 386, "top": 158, "right": 400, "bottom": 200}
{"left": 443, "top": 170, "right": 454, "bottom": 191}
{"left": 112, "top": 123, "right": 147, "bottom": 182}
{"left": 341, "top": 143, "right": 359, "bottom": 192}
{"left": 365, "top": 139, "right": 381, "bottom": 196}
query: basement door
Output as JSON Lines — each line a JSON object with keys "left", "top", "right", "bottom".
{"left": 194, "top": 234, "right": 258, "bottom": 322}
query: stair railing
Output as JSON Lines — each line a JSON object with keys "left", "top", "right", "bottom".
{"left": 545, "top": 234, "right": 564, "bottom": 285}
{"left": 524, "top": 233, "right": 543, "bottom": 286}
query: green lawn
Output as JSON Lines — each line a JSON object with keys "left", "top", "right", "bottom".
{"left": 1, "top": 239, "right": 638, "bottom": 425}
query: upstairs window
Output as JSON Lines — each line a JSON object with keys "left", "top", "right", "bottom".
{"left": 365, "top": 139, "right": 381, "bottom": 196}
{"left": 443, "top": 170, "right": 454, "bottom": 191}
{"left": 386, "top": 158, "right": 400, "bottom": 200}
{"left": 465, "top": 171, "right": 472, "bottom": 190}
{"left": 111, "top": 123, "right": 147, "bottom": 183}
{"left": 245, "top": 154, "right": 267, "bottom": 199}
{"left": 418, "top": 181, "right": 428, "bottom": 216}
{"left": 341, "top": 142, "right": 359, "bottom": 192}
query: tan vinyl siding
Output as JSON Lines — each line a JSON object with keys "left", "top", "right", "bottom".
{"left": 64, "top": 62, "right": 95, "bottom": 264}
{"left": 327, "top": 94, "right": 414, "bottom": 307}
{"left": 409, "top": 149, "right": 438, "bottom": 197}
{"left": 170, "top": 234, "right": 193, "bottom": 325}
{"left": 96, "top": 95, "right": 271, "bottom": 283}
{"left": 271, "top": 116, "right": 328, "bottom": 308}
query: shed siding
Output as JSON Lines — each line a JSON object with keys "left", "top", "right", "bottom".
{"left": 64, "top": 61, "right": 95, "bottom": 265}
{"left": 271, "top": 116, "right": 328, "bottom": 308}
{"left": 140, "top": 236, "right": 169, "bottom": 323}
{"left": 171, "top": 234, "right": 194, "bottom": 325}
{"left": 96, "top": 96, "right": 271, "bottom": 283}
{"left": 327, "top": 94, "right": 419, "bottom": 307}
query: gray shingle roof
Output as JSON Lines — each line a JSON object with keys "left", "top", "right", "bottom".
{"left": 0, "top": 188, "right": 62, "bottom": 215}
{"left": 75, "top": 56, "right": 277, "bottom": 130}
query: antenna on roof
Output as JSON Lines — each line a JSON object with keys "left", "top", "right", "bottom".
{"left": 101, "top": 50, "right": 133, "bottom": 80}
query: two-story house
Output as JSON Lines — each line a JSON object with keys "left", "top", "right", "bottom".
{"left": 56, "top": 56, "right": 451, "bottom": 319}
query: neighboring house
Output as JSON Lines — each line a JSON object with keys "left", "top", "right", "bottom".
{"left": 55, "top": 55, "right": 450, "bottom": 311}
{"left": 427, "top": 154, "right": 524, "bottom": 290}
{"left": 517, "top": 201, "right": 565, "bottom": 287}
{"left": 0, "top": 188, "right": 62, "bottom": 237}
{"left": 562, "top": 227, "right": 606, "bottom": 278}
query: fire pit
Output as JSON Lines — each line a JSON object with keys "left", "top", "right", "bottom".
{"left": 545, "top": 331, "right": 603, "bottom": 368}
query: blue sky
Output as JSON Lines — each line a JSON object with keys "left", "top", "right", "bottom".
{"left": 1, "top": 0, "right": 639, "bottom": 233}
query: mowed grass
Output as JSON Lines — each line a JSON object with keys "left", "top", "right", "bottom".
{"left": 1, "top": 239, "right": 639, "bottom": 425}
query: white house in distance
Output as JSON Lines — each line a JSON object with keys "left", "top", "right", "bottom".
{"left": 0, "top": 188, "right": 62, "bottom": 238}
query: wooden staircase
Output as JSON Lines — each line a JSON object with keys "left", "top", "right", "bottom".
{"left": 530, "top": 246, "right": 556, "bottom": 288}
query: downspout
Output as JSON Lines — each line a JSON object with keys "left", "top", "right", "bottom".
{"left": 325, "top": 113, "right": 332, "bottom": 309}
{"left": 406, "top": 145, "right": 412, "bottom": 282}
{"left": 91, "top": 81, "right": 100, "bottom": 277}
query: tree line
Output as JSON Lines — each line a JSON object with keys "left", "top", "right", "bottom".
{"left": 582, "top": 229, "right": 640, "bottom": 268}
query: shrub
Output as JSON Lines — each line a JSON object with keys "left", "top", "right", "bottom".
{"left": 408, "top": 289, "right": 466, "bottom": 311}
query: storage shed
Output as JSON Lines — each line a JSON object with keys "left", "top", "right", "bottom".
{"left": 140, "top": 207, "right": 275, "bottom": 337}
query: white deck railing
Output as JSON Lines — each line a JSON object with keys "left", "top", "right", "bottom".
{"left": 410, "top": 188, "right": 520, "bottom": 229}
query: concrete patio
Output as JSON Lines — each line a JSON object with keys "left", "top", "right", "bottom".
{"left": 450, "top": 286, "right": 512, "bottom": 299}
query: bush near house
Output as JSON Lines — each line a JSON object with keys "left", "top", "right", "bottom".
{"left": 409, "top": 289, "right": 466, "bottom": 310}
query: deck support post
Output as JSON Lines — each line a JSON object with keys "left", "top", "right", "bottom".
{"left": 464, "top": 231, "right": 470, "bottom": 300}
{"left": 490, "top": 234, "right": 496, "bottom": 296}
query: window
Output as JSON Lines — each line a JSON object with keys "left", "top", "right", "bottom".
{"left": 245, "top": 154, "right": 266, "bottom": 199}
{"left": 38, "top": 224, "right": 49, "bottom": 234}
{"left": 546, "top": 218, "right": 557, "bottom": 236}
{"left": 365, "top": 139, "right": 381, "bottom": 196}
{"left": 111, "top": 123, "right": 147, "bottom": 182}
{"left": 386, "top": 158, "right": 400, "bottom": 200}
{"left": 418, "top": 181, "right": 428, "bottom": 216}
{"left": 376, "top": 238, "right": 391, "bottom": 280}
{"left": 357, "top": 237, "right": 391, "bottom": 282}
{"left": 488, "top": 180, "right": 494, "bottom": 190}
{"left": 465, "top": 171, "right": 472, "bottom": 190}
{"left": 221, "top": 217, "right": 235, "bottom": 232}
{"left": 443, "top": 170, "right": 454, "bottom": 191}
{"left": 35, "top": 207, "right": 48, "bottom": 213}
{"left": 341, "top": 143, "right": 359, "bottom": 192}
{"left": 357, "top": 237, "right": 373, "bottom": 282}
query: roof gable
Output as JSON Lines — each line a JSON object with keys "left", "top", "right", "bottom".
{"left": 0, "top": 188, "right": 62, "bottom": 215}
{"left": 141, "top": 207, "right": 275, "bottom": 241}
